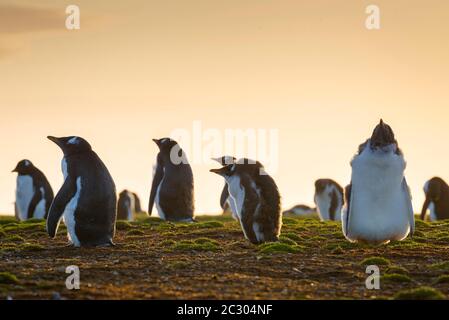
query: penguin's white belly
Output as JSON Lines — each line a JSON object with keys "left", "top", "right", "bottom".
{"left": 347, "top": 152, "right": 411, "bottom": 243}
{"left": 63, "top": 177, "right": 82, "bottom": 247}
{"left": 226, "top": 197, "right": 239, "bottom": 220}
{"left": 155, "top": 178, "right": 166, "bottom": 220}
{"left": 227, "top": 176, "right": 245, "bottom": 221}
{"left": 33, "top": 188, "right": 47, "bottom": 219}
{"left": 429, "top": 202, "right": 437, "bottom": 222}
{"left": 16, "top": 175, "right": 34, "bottom": 221}
{"left": 315, "top": 192, "right": 331, "bottom": 221}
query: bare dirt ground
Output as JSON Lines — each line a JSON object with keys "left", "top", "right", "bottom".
{"left": 1, "top": 214, "right": 448, "bottom": 300}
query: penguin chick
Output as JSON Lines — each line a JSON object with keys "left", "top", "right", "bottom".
{"left": 210, "top": 159, "right": 282, "bottom": 244}
{"left": 117, "top": 189, "right": 136, "bottom": 221}
{"left": 342, "top": 119, "right": 414, "bottom": 244}
{"left": 212, "top": 156, "right": 237, "bottom": 218}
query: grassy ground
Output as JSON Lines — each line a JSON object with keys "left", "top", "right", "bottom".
{"left": 0, "top": 213, "right": 448, "bottom": 300}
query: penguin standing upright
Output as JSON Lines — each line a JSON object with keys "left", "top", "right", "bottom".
{"left": 132, "top": 192, "right": 143, "bottom": 213}
{"left": 117, "top": 190, "right": 136, "bottom": 221}
{"left": 421, "top": 177, "right": 449, "bottom": 221}
{"left": 210, "top": 159, "right": 282, "bottom": 244}
{"left": 283, "top": 204, "right": 316, "bottom": 216}
{"left": 314, "top": 179, "right": 343, "bottom": 221}
{"left": 148, "top": 138, "right": 194, "bottom": 222}
{"left": 342, "top": 120, "right": 414, "bottom": 244}
{"left": 12, "top": 160, "right": 54, "bottom": 221}
{"left": 211, "top": 156, "right": 237, "bottom": 218}
{"left": 46, "top": 136, "right": 117, "bottom": 247}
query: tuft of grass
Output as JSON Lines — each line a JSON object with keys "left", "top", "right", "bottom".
{"left": 19, "top": 243, "right": 45, "bottom": 252}
{"left": 22, "top": 218, "right": 45, "bottom": 224}
{"left": 331, "top": 246, "right": 344, "bottom": 255}
{"left": 385, "top": 266, "right": 409, "bottom": 275}
{"left": 115, "top": 221, "right": 132, "bottom": 230}
{"left": 394, "top": 287, "right": 445, "bottom": 300}
{"left": 126, "top": 229, "right": 145, "bottom": 236}
{"left": 381, "top": 273, "right": 412, "bottom": 283}
{"left": 160, "top": 240, "right": 176, "bottom": 247}
{"left": 281, "top": 232, "right": 302, "bottom": 242}
{"left": 195, "top": 221, "right": 225, "bottom": 229}
{"left": 415, "top": 219, "right": 430, "bottom": 228}
{"left": 0, "top": 272, "right": 19, "bottom": 284}
{"left": 282, "top": 218, "right": 298, "bottom": 225}
{"left": 258, "top": 242, "right": 303, "bottom": 254}
{"left": 279, "top": 236, "right": 297, "bottom": 246}
{"left": 4, "top": 235, "right": 25, "bottom": 242}
{"left": 434, "top": 275, "right": 449, "bottom": 284}
{"left": 360, "top": 257, "right": 391, "bottom": 266}
{"left": 430, "top": 261, "right": 449, "bottom": 272}
{"left": 172, "top": 238, "right": 219, "bottom": 252}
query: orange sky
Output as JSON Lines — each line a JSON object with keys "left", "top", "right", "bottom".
{"left": 0, "top": 0, "right": 448, "bottom": 215}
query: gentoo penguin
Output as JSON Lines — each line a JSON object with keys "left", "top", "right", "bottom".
{"left": 210, "top": 159, "right": 282, "bottom": 244}
{"left": 132, "top": 192, "right": 143, "bottom": 213}
{"left": 211, "top": 156, "right": 237, "bottom": 218}
{"left": 148, "top": 138, "right": 194, "bottom": 222}
{"left": 342, "top": 120, "right": 414, "bottom": 244}
{"left": 282, "top": 204, "right": 316, "bottom": 216}
{"left": 12, "top": 160, "right": 54, "bottom": 221}
{"left": 421, "top": 177, "right": 449, "bottom": 221}
{"left": 117, "top": 190, "right": 136, "bottom": 221}
{"left": 47, "top": 136, "right": 117, "bottom": 247}
{"left": 314, "top": 179, "right": 344, "bottom": 221}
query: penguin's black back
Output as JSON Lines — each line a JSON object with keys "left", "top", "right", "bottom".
{"left": 424, "top": 177, "right": 449, "bottom": 220}
{"left": 30, "top": 168, "right": 54, "bottom": 219}
{"left": 66, "top": 151, "right": 117, "bottom": 245}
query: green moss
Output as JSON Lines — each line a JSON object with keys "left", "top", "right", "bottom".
{"left": 279, "top": 236, "right": 297, "bottom": 246}
{"left": 415, "top": 219, "right": 430, "bottom": 228}
{"left": 0, "top": 218, "right": 17, "bottom": 225}
{"left": 282, "top": 218, "right": 298, "bottom": 225}
{"left": 167, "top": 261, "right": 190, "bottom": 269}
{"left": 19, "top": 243, "right": 45, "bottom": 252}
{"left": 0, "top": 272, "right": 19, "bottom": 284}
{"left": 22, "top": 218, "right": 45, "bottom": 224}
{"left": 360, "top": 257, "right": 391, "bottom": 266}
{"left": 430, "top": 261, "right": 449, "bottom": 271}
{"left": 126, "top": 229, "right": 145, "bottom": 236}
{"left": 172, "top": 238, "right": 219, "bottom": 252}
{"left": 194, "top": 221, "right": 225, "bottom": 229}
{"left": 434, "top": 275, "right": 449, "bottom": 284}
{"left": 116, "top": 221, "right": 132, "bottom": 230}
{"left": 394, "top": 287, "right": 445, "bottom": 300}
{"left": 385, "top": 266, "right": 409, "bottom": 275}
{"left": 382, "top": 273, "right": 412, "bottom": 283}
{"left": 331, "top": 246, "right": 344, "bottom": 254}
{"left": 160, "top": 240, "right": 176, "bottom": 246}
{"left": 4, "top": 235, "right": 25, "bottom": 242}
{"left": 282, "top": 232, "right": 302, "bottom": 242}
{"left": 258, "top": 242, "right": 303, "bottom": 254}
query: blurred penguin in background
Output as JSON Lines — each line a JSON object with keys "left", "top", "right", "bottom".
{"left": 314, "top": 179, "right": 343, "bottom": 221}
{"left": 212, "top": 156, "right": 237, "bottom": 219}
{"left": 421, "top": 177, "right": 449, "bottom": 221}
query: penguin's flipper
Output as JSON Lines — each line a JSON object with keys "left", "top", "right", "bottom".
{"left": 27, "top": 188, "right": 44, "bottom": 219}
{"left": 47, "top": 178, "right": 76, "bottom": 238}
{"left": 148, "top": 155, "right": 164, "bottom": 215}
{"left": 402, "top": 178, "right": 415, "bottom": 236}
{"left": 343, "top": 184, "right": 352, "bottom": 237}
{"left": 219, "top": 185, "right": 229, "bottom": 210}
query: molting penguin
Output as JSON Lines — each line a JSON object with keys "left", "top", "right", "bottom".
{"left": 342, "top": 120, "right": 414, "bottom": 244}
{"left": 282, "top": 204, "right": 316, "bottom": 216}
{"left": 314, "top": 179, "right": 343, "bottom": 221}
{"left": 12, "top": 160, "right": 54, "bottom": 221}
{"left": 210, "top": 159, "right": 282, "bottom": 244}
{"left": 132, "top": 192, "right": 143, "bottom": 213}
{"left": 47, "top": 136, "right": 117, "bottom": 247}
{"left": 117, "top": 190, "right": 136, "bottom": 221}
{"left": 148, "top": 138, "right": 194, "bottom": 222}
{"left": 212, "top": 156, "right": 237, "bottom": 219}
{"left": 421, "top": 177, "right": 449, "bottom": 221}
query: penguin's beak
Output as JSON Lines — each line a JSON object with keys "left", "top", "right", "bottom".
{"left": 47, "top": 136, "right": 64, "bottom": 148}
{"left": 11, "top": 166, "right": 18, "bottom": 173}
{"left": 370, "top": 119, "right": 395, "bottom": 149}
{"left": 152, "top": 139, "right": 161, "bottom": 147}
{"left": 210, "top": 167, "right": 226, "bottom": 176}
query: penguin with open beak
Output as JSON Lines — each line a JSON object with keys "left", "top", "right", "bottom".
{"left": 210, "top": 159, "right": 282, "bottom": 244}
{"left": 342, "top": 120, "right": 415, "bottom": 244}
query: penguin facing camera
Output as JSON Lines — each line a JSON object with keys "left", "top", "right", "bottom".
{"left": 210, "top": 159, "right": 282, "bottom": 244}
{"left": 342, "top": 119, "right": 414, "bottom": 244}
{"left": 46, "top": 136, "right": 117, "bottom": 247}
{"left": 148, "top": 138, "right": 195, "bottom": 222}
{"left": 12, "top": 159, "right": 54, "bottom": 221}
{"left": 117, "top": 190, "right": 138, "bottom": 221}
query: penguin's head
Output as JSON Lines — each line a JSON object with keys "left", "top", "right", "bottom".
{"left": 370, "top": 119, "right": 397, "bottom": 150}
{"left": 152, "top": 138, "right": 179, "bottom": 152}
{"left": 210, "top": 164, "right": 236, "bottom": 178}
{"left": 315, "top": 179, "right": 329, "bottom": 194}
{"left": 211, "top": 156, "right": 236, "bottom": 165}
{"left": 47, "top": 136, "right": 92, "bottom": 156}
{"left": 12, "top": 159, "right": 35, "bottom": 174}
